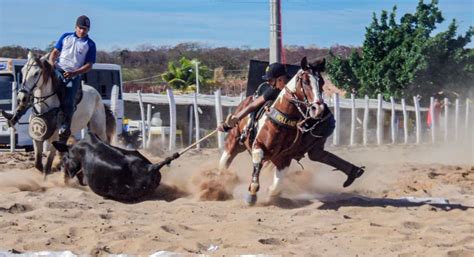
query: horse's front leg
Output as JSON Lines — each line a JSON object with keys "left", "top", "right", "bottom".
{"left": 247, "top": 145, "right": 264, "bottom": 206}
{"left": 268, "top": 163, "right": 290, "bottom": 198}
{"left": 44, "top": 145, "right": 56, "bottom": 175}
{"left": 33, "top": 140, "right": 44, "bottom": 172}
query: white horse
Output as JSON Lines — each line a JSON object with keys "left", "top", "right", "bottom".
{"left": 17, "top": 51, "right": 115, "bottom": 173}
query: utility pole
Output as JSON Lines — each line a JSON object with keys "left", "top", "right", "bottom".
{"left": 269, "top": 0, "right": 282, "bottom": 63}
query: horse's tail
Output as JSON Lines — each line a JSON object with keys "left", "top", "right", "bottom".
{"left": 104, "top": 104, "right": 116, "bottom": 143}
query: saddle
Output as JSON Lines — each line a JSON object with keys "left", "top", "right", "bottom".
{"left": 242, "top": 100, "right": 274, "bottom": 145}
{"left": 28, "top": 78, "right": 84, "bottom": 141}
{"left": 56, "top": 79, "right": 83, "bottom": 110}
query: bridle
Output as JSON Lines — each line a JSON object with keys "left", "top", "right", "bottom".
{"left": 19, "top": 59, "right": 58, "bottom": 115}
{"left": 282, "top": 69, "right": 328, "bottom": 137}
{"left": 284, "top": 70, "right": 323, "bottom": 120}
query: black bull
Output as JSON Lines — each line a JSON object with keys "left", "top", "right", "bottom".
{"left": 53, "top": 132, "right": 179, "bottom": 201}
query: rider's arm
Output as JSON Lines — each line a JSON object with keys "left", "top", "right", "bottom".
{"left": 49, "top": 48, "right": 60, "bottom": 66}
{"left": 234, "top": 95, "right": 266, "bottom": 120}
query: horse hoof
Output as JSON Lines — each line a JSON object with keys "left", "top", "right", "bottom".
{"left": 248, "top": 182, "right": 260, "bottom": 194}
{"left": 246, "top": 194, "right": 257, "bottom": 206}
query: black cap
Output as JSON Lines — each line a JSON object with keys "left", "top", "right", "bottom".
{"left": 262, "top": 62, "right": 286, "bottom": 80}
{"left": 76, "top": 15, "right": 91, "bottom": 29}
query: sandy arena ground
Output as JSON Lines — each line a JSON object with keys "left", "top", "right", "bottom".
{"left": 0, "top": 143, "right": 473, "bottom": 256}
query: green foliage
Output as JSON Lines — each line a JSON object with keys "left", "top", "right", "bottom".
{"left": 161, "top": 57, "right": 213, "bottom": 91}
{"left": 326, "top": 0, "right": 473, "bottom": 103}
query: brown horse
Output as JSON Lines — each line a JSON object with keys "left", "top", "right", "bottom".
{"left": 219, "top": 57, "right": 327, "bottom": 205}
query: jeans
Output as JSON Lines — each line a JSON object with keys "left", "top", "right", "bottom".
{"left": 54, "top": 68, "right": 81, "bottom": 138}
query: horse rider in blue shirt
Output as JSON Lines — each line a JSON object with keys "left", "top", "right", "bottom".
{"left": 4, "top": 15, "right": 97, "bottom": 144}
{"left": 49, "top": 15, "right": 96, "bottom": 143}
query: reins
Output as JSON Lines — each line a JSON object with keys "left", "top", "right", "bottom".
{"left": 20, "top": 60, "right": 59, "bottom": 115}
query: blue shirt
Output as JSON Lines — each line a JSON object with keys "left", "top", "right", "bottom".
{"left": 55, "top": 32, "right": 96, "bottom": 72}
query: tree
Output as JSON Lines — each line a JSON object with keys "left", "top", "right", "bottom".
{"left": 326, "top": 0, "right": 473, "bottom": 103}
{"left": 161, "top": 57, "right": 213, "bottom": 91}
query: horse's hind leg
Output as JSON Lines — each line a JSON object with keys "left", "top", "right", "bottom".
{"left": 219, "top": 145, "right": 245, "bottom": 171}
{"left": 33, "top": 140, "right": 44, "bottom": 172}
{"left": 88, "top": 103, "right": 107, "bottom": 142}
{"left": 268, "top": 164, "right": 290, "bottom": 198}
{"left": 246, "top": 145, "right": 264, "bottom": 206}
{"left": 219, "top": 129, "right": 246, "bottom": 171}
{"left": 218, "top": 151, "right": 232, "bottom": 171}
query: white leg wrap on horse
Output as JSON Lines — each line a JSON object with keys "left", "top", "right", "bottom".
{"left": 252, "top": 148, "right": 264, "bottom": 165}
{"left": 269, "top": 166, "right": 288, "bottom": 196}
{"left": 218, "top": 151, "right": 230, "bottom": 171}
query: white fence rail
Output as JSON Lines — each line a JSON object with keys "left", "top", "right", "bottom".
{"left": 3, "top": 91, "right": 464, "bottom": 152}
{"left": 121, "top": 91, "right": 472, "bottom": 150}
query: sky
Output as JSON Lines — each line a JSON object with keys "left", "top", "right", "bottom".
{"left": 0, "top": 0, "right": 472, "bottom": 51}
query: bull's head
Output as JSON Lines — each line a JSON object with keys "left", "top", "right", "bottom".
{"left": 52, "top": 141, "right": 83, "bottom": 179}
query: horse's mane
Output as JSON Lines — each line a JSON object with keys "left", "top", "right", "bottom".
{"left": 34, "top": 56, "right": 59, "bottom": 92}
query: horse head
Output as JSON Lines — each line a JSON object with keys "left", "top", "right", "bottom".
{"left": 290, "top": 56, "right": 326, "bottom": 119}
{"left": 18, "top": 51, "right": 55, "bottom": 109}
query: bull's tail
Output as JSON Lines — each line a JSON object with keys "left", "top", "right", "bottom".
{"left": 104, "top": 104, "right": 116, "bottom": 143}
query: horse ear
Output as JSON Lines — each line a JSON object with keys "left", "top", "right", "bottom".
{"left": 40, "top": 53, "right": 51, "bottom": 62}
{"left": 52, "top": 141, "right": 69, "bottom": 153}
{"left": 27, "top": 51, "right": 34, "bottom": 60}
{"left": 300, "top": 57, "right": 309, "bottom": 70}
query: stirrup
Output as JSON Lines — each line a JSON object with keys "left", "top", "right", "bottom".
{"left": 239, "top": 129, "right": 248, "bottom": 144}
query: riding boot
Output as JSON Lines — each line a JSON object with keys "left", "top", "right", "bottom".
{"left": 1, "top": 107, "right": 26, "bottom": 127}
{"left": 58, "top": 113, "right": 72, "bottom": 144}
{"left": 239, "top": 128, "right": 248, "bottom": 144}
{"left": 240, "top": 112, "right": 257, "bottom": 144}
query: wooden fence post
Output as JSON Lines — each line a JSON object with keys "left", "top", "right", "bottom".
{"left": 146, "top": 104, "right": 152, "bottom": 148}
{"left": 188, "top": 105, "right": 194, "bottom": 145}
{"left": 350, "top": 93, "right": 356, "bottom": 146}
{"left": 376, "top": 93, "right": 383, "bottom": 145}
{"left": 332, "top": 93, "right": 340, "bottom": 145}
{"left": 413, "top": 96, "right": 421, "bottom": 144}
{"left": 401, "top": 98, "right": 408, "bottom": 144}
{"left": 10, "top": 81, "right": 17, "bottom": 152}
{"left": 109, "top": 84, "right": 119, "bottom": 140}
{"left": 390, "top": 96, "right": 396, "bottom": 144}
{"left": 430, "top": 97, "right": 436, "bottom": 144}
{"left": 137, "top": 90, "right": 147, "bottom": 149}
{"left": 193, "top": 92, "right": 200, "bottom": 149}
{"left": 110, "top": 85, "right": 119, "bottom": 116}
{"left": 167, "top": 88, "right": 176, "bottom": 150}
{"left": 443, "top": 97, "right": 449, "bottom": 143}
{"left": 214, "top": 89, "right": 224, "bottom": 149}
{"left": 455, "top": 98, "right": 460, "bottom": 142}
{"left": 363, "top": 95, "right": 369, "bottom": 145}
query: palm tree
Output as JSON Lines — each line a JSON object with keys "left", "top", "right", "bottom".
{"left": 161, "top": 57, "right": 213, "bottom": 91}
